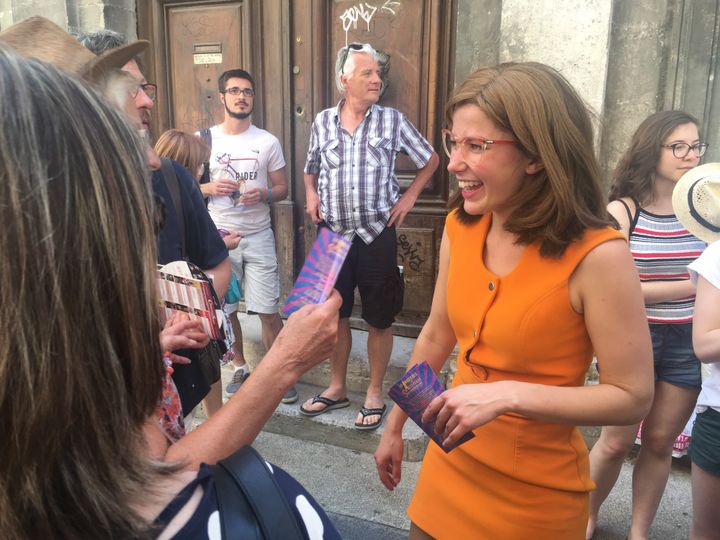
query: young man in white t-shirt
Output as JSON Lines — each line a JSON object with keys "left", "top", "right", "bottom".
{"left": 198, "top": 69, "right": 296, "bottom": 403}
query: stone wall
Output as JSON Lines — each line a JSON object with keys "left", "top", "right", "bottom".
{"left": 0, "top": 0, "right": 136, "bottom": 37}
{"left": 453, "top": 0, "right": 719, "bottom": 189}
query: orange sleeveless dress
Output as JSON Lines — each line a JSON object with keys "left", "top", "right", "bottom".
{"left": 407, "top": 212, "right": 623, "bottom": 540}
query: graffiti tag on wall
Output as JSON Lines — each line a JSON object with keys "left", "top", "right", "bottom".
{"left": 338, "top": 1, "right": 401, "bottom": 45}
{"left": 397, "top": 233, "right": 425, "bottom": 272}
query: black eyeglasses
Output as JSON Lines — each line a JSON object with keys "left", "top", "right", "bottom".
{"left": 340, "top": 43, "right": 366, "bottom": 74}
{"left": 662, "top": 142, "right": 709, "bottom": 159}
{"left": 131, "top": 83, "right": 157, "bottom": 102}
{"left": 222, "top": 87, "right": 255, "bottom": 97}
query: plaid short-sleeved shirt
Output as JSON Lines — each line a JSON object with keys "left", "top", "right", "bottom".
{"left": 304, "top": 102, "right": 434, "bottom": 243}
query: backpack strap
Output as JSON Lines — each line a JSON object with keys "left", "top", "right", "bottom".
{"left": 159, "top": 157, "right": 186, "bottom": 258}
{"left": 199, "top": 128, "right": 212, "bottom": 186}
{"left": 213, "top": 446, "right": 304, "bottom": 540}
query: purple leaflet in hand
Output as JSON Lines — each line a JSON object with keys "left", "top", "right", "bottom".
{"left": 282, "top": 228, "right": 351, "bottom": 316}
{"left": 388, "top": 361, "right": 475, "bottom": 453}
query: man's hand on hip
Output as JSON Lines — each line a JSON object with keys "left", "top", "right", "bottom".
{"left": 388, "top": 191, "right": 418, "bottom": 228}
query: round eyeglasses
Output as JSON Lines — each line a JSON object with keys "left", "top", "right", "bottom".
{"left": 130, "top": 83, "right": 157, "bottom": 102}
{"left": 441, "top": 129, "right": 515, "bottom": 159}
{"left": 661, "top": 142, "right": 708, "bottom": 159}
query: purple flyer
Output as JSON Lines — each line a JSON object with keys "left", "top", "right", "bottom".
{"left": 388, "top": 361, "right": 475, "bottom": 453}
{"left": 281, "top": 228, "right": 352, "bottom": 316}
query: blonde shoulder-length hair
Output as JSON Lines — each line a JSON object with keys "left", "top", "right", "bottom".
{"left": 155, "top": 128, "right": 211, "bottom": 181}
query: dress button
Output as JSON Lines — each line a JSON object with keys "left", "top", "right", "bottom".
{"left": 488, "top": 281, "right": 495, "bottom": 291}
{"left": 473, "top": 330, "right": 477, "bottom": 338}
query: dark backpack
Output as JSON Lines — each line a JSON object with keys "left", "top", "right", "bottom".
{"left": 212, "top": 445, "right": 305, "bottom": 540}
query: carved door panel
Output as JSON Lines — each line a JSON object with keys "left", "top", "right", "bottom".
{"left": 292, "top": 0, "right": 454, "bottom": 336}
{"left": 165, "top": 5, "right": 247, "bottom": 133}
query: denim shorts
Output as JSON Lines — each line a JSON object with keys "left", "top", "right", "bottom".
{"left": 689, "top": 408, "right": 720, "bottom": 476}
{"left": 649, "top": 322, "right": 701, "bottom": 389}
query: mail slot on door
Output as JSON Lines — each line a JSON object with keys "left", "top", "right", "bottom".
{"left": 193, "top": 43, "right": 222, "bottom": 65}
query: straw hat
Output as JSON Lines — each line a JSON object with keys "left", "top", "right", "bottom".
{"left": 672, "top": 162, "right": 720, "bottom": 243}
{"left": 0, "top": 16, "right": 149, "bottom": 82}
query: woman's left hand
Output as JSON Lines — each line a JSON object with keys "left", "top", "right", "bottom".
{"left": 421, "top": 382, "right": 514, "bottom": 448}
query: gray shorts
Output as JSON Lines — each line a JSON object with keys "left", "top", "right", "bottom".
{"left": 226, "top": 227, "right": 280, "bottom": 314}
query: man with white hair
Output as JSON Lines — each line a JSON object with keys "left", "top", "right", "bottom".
{"left": 301, "top": 43, "right": 439, "bottom": 429}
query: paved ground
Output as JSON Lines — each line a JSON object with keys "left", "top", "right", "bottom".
{"left": 592, "top": 455, "right": 692, "bottom": 540}
{"left": 191, "top": 359, "right": 694, "bottom": 539}
{"left": 252, "top": 431, "right": 693, "bottom": 540}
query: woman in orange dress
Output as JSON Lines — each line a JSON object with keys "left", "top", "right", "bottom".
{"left": 374, "top": 62, "right": 655, "bottom": 539}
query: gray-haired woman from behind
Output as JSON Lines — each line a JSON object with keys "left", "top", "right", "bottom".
{"left": 0, "top": 46, "right": 341, "bottom": 539}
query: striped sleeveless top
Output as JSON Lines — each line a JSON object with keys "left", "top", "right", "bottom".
{"left": 629, "top": 209, "right": 705, "bottom": 324}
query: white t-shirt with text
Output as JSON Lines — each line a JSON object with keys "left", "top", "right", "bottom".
{"left": 204, "top": 125, "right": 285, "bottom": 236}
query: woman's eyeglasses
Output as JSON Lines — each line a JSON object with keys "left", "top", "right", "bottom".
{"left": 441, "top": 129, "right": 515, "bottom": 159}
{"left": 662, "top": 142, "right": 709, "bottom": 159}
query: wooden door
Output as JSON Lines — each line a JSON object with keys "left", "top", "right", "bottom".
{"left": 292, "top": 0, "right": 454, "bottom": 336}
{"left": 137, "top": 1, "right": 258, "bottom": 137}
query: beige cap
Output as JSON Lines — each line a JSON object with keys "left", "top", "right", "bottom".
{"left": 0, "top": 16, "right": 149, "bottom": 82}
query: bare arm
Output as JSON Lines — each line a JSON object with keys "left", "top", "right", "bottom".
{"left": 388, "top": 152, "right": 440, "bottom": 228}
{"left": 266, "top": 166, "right": 288, "bottom": 202}
{"left": 164, "top": 290, "right": 342, "bottom": 469}
{"left": 692, "top": 275, "right": 720, "bottom": 363}
{"left": 608, "top": 199, "right": 694, "bottom": 305}
{"left": 204, "top": 256, "right": 231, "bottom": 298}
{"left": 375, "top": 229, "right": 456, "bottom": 489}
{"left": 304, "top": 172, "right": 322, "bottom": 223}
{"left": 426, "top": 238, "right": 654, "bottom": 448}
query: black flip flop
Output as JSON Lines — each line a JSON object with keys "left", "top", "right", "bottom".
{"left": 299, "top": 394, "right": 350, "bottom": 417}
{"left": 354, "top": 404, "right": 387, "bottom": 430}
